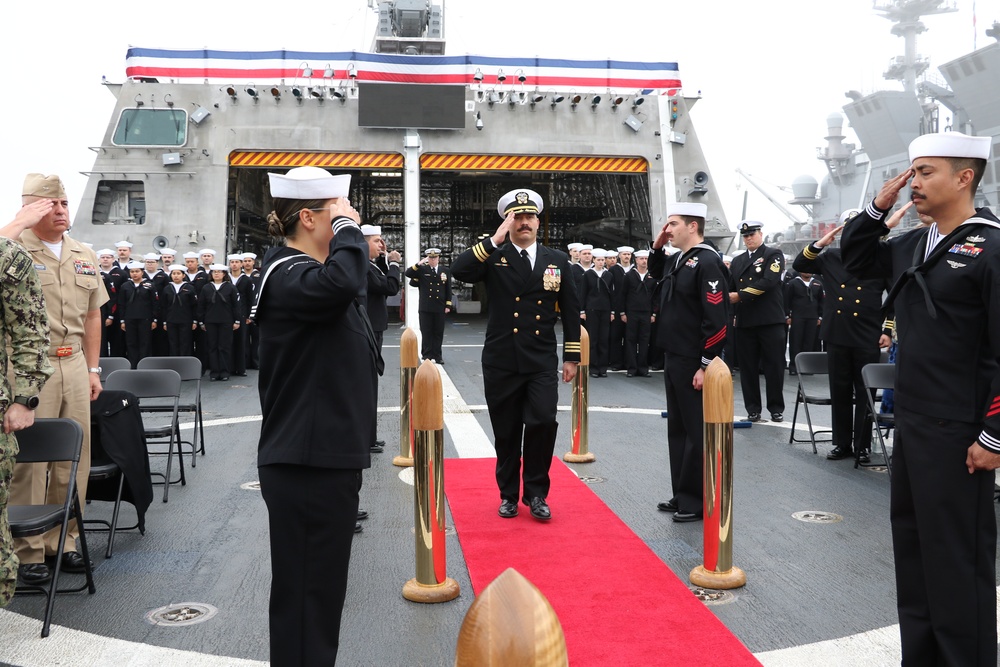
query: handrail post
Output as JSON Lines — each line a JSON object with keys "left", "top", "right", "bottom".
{"left": 690, "top": 357, "right": 746, "bottom": 590}
{"left": 394, "top": 327, "right": 419, "bottom": 467}
{"left": 402, "top": 360, "right": 460, "bottom": 603}
{"left": 564, "top": 327, "right": 594, "bottom": 463}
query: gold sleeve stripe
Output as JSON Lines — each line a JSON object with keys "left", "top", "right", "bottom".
{"left": 802, "top": 245, "right": 819, "bottom": 260}
{"left": 472, "top": 242, "right": 490, "bottom": 262}
{"left": 882, "top": 318, "right": 895, "bottom": 330}
{"left": 565, "top": 343, "right": 581, "bottom": 351}
{"left": 742, "top": 287, "right": 765, "bottom": 296}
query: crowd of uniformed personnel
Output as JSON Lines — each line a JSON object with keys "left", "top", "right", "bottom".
{"left": 96, "top": 244, "right": 260, "bottom": 380}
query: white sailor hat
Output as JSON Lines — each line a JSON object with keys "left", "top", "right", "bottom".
{"left": 115, "top": 241, "right": 133, "bottom": 249}
{"left": 199, "top": 248, "right": 216, "bottom": 256}
{"left": 738, "top": 221, "right": 763, "bottom": 235}
{"left": 425, "top": 248, "right": 442, "bottom": 257}
{"left": 227, "top": 253, "right": 244, "bottom": 262}
{"left": 592, "top": 248, "right": 608, "bottom": 258}
{"left": 97, "top": 248, "right": 114, "bottom": 257}
{"left": 160, "top": 248, "right": 177, "bottom": 256}
{"left": 497, "top": 188, "right": 544, "bottom": 218}
{"left": 268, "top": 166, "right": 351, "bottom": 200}
{"left": 567, "top": 242, "right": 583, "bottom": 251}
{"left": 839, "top": 209, "right": 862, "bottom": 224}
{"left": 243, "top": 252, "right": 257, "bottom": 260}
{"left": 908, "top": 131, "right": 991, "bottom": 164}
{"left": 634, "top": 249, "right": 650, "bottom": 258}
{"left": 209, "top": 264, "right": 229, "bottom": 272}
{"left": 579, "top": 244, "right": 594, "bottom": 252}
{"left": 183, "top": 251, "right": 199, "bottom": 259}
{"left": 142, "top": 252, "right": 160, "bottom": 261}
{"left": 167, "top": 264, "right": 186, "bottom": 274}
{"left": 668, "top": 202, "right": 708, "bottom": 219}
{"left": 617, "top": 246, "right": 635, "bottom": 254}
{"left": 360, "top": 224, "right": 382, "bottom": 236}
{"left": 125, "top": 261, "right": 144, "bottom": 270}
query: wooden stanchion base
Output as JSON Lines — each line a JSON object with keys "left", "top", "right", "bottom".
{"left": 402, "top": 577, "right": 460, "bottom": 603}
{"left": 563, "top": 452, "right": 596, "bottom": 463}
{"left": 392, "top": 456, "right": 414, "bottom": 467}
{"left": 689, "top": 565, "right": 746, "bottom": 590}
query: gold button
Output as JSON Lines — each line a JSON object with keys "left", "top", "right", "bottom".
{"left": 514, "top": 328, "right": 518, "bottom": 333}
{"left": 837, "top": 310, "right": 842, "bottom": 314}
{"left": 854, "top": 312, "right": 859, "bottom": 317}
{"left": 514, "top": 312, "right": 519, "bottom": 318}
{"left": 535, "top": 315, "right": 541, "bottom": 320}
{"left": 857, "top": 286, "right": 862, "bottom": 290}
{"left": 515, "top": 297, "right": 520, "bottom": 302}
{"left": 855, "top": 299, "right": 860, "bottom": 304}
{"left": 838, "top": 297, "right": 843, "bottom": 301}
{"left": 537, "top": 300, "right": 542, "bottom": 305}
{"left": 535, "top": 330, "right": 540, "bottom": 335}
{"left": 841, "top": 284, "right": 846, "bottom": 289}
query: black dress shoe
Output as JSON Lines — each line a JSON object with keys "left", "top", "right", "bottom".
{"left": 209, "top": 376, "right": 219, "bottom": 382}
{"left": 498, "top": 499, "right": 518, "bottom": 518}
{"left": 856, "top": 449, "right": 871, "bottom": 464}
{"left": 611, "top": 366, "right": 624, "bottom": 372}
{"left": 18, "top": 563, "right": 51, "bottom": 585}
{"left": 640, "top": 371, "right": 651, "bottom": 377}
{"left": 626, "top": 372, "right": 635, "bottom": 377}
{"left": 354, "top": 522, "right": 363, "bottom": 533}
{"left": 220, "top": 375, "right": 230, "bottom": 381}
{"left": 234, "top": 371, "right": 247, "bottom": 377}
{"left": 370, "top": 442, "right": 384, "bottom": 453}
{"left": 827, "top": 446, "right": 854, "bottom": 460}
{"left": 672, "top": 511, "right": 703, "bottom": 523}
{"left": 657, "top": 500, "right": 678, "bottom": 512}
{"left": 598, "top": 372, "right": 608, "bottom": 378}
{"left": 590, "top": 372, "right": 600, "bottom": 378}
{"left": 61, "top": 551, "right": 92, "bottom": 574}
{"left": 525, "top": 497, "right": 551, "bottom": 521}
{"left": 770, "top": 412, "right": 784, "bottom": 423}
{"left": 746, "top": 413, "right": 762, "bottom": 423}
{"left": 357, "top": 509, "right": 369, "bottom": 520}
{"left": 435, "top": 359, "right": 444, "bottom": 365}
{"left": 789, "top": 369, "right": 798, "bottom": 376}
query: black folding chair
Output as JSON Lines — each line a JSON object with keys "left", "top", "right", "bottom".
{"left": 860, "top": 363, "right": 895, "bottom": 476}
{"left": 9, "top": 418, "right": 96, "bottom": 637}
{"left": 789, "top": 352, "right": 833, "bottom": 454}
{"left": 137, "top": 356, "right": 206, "bottom": 465}
{"left": 104, "top": 369, "right": 185, "bottom": 502}
{"left": 98, "top": 356, "right": 131, "bottom": 382}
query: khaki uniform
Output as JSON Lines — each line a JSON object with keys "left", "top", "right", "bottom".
{"left": 0, "top": 237, "right": 53, "bottom": 605}
{"left": 10, "top": 229, "right": 107, "bottom": 562}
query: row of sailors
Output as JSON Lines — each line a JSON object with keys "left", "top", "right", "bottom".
{"left": 96, "top": 248, "right": 260, "bottom": 380}
{"left": 565, "top": 244, "right": 659, "bottom": 377}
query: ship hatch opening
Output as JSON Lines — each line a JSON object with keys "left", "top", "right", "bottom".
{"left": 228, "top": 162, "right": 650, "bottom": 309}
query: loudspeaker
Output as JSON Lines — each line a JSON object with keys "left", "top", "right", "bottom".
{"left": 693, "top": 171, "right": 709, "bottom": 186}
{"left": 152, "top": 236, "right": 170, "bottom": 252}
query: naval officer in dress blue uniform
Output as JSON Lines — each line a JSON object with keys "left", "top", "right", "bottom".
{"left": 451, "top": 188, "right": 581, "bottom": 521}
{"left": 841, "top": 131, "right": 999, "bottom": 666}
{"left": 404, "top": 248, "right": 452, "bottom": 363}
{"left": 728, "top": 221, "right": 787, "bottom": 422}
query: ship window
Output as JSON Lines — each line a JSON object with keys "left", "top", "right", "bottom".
{"left": 112, "top": 108, "right": 187, "bottom": 146}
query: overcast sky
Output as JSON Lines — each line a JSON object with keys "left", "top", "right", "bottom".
{"left": 0, "top": 0, "right": 994, "bottom": 235}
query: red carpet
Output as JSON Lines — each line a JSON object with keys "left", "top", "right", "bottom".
{"left": 444, "top": 457, "right": 761, "bottom": 666}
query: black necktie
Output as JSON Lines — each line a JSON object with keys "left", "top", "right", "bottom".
{"left": 520, "top": 248, "right": 531, "bottom": 271}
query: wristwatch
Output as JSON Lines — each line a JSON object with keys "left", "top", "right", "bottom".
{"left": 13, "top": 395, "right": 40, "bottom": 410}
{"left": 88, "top": 366, "right": 102, "bottom": 374}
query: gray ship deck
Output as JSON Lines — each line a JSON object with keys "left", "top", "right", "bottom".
{"left": 2, "top": 317, "right": 993, "bottom": 666}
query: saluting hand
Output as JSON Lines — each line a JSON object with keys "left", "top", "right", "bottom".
{"left": 1, "top": 199, "right": 54, "bottom": 239}
{"left": 387, "top": 250, "right": 401, "bottom": 263}
{"left": 331, "top": 197, "right": 361, "bottom": 226}
{"left": 874, "top": 168, "right": 914, "bottom": 211}
{"left": 491, "top": 211, "right": 516, "bottom": 247}
{"left": 815, "top": 224, "right": 845, "bottom": 248}
{"left": 885, "top": 201, "right": 914, "bottom": 230}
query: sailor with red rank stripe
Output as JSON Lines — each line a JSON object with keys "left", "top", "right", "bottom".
{"left": 648, "top": 202, "right": 729, "bottom": 523}
{"left": 840, "top": 131, "right": 1000, "bottom": 665}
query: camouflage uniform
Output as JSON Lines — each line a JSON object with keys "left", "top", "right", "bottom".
{"left": 0, "top": 236, "right": 52, "bottom": 606}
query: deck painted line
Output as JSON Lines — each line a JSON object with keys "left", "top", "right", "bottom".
{"left": 0, "top": 608, "right": 267, "bottom": 667}
{"left": 436, "top": 366, "right": 496, "bottom": 458}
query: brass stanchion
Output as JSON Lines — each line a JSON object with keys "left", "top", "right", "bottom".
{"left": 690, "top": 357, "right": 746, "bottom": 589}
{"left": 455, "top": 568, "right": 568, "bottom": 666}
{"left": 564, "top": 327, "right": 594, "bottom": 463}
{"left": 394, "top": 328, "right": 419, "bottom": 467}
{"left": 402, "top": 360, "right": 460, "bottom": 603}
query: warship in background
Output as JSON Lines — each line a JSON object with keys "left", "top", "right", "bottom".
{"left": 743, "top": 0, "right": 1000, "bottom": 256}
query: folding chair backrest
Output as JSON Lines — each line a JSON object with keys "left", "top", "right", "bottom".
{"left": 862, "top": 363, "right": 895, "bottom": 392}
{"left": 137, "top": 356, "right": 202, "bottom": 382}
{"left": 105, "top": 369, "right": 182, "bottom": 400}
{"left": 14, "top": 418, "right": 84, "bottom": 465}
{"left": 794, "top": 351, "right": 828, "bottom": 376}
{"left": 99, "top": 357, "right": 132, "bottom": 382}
